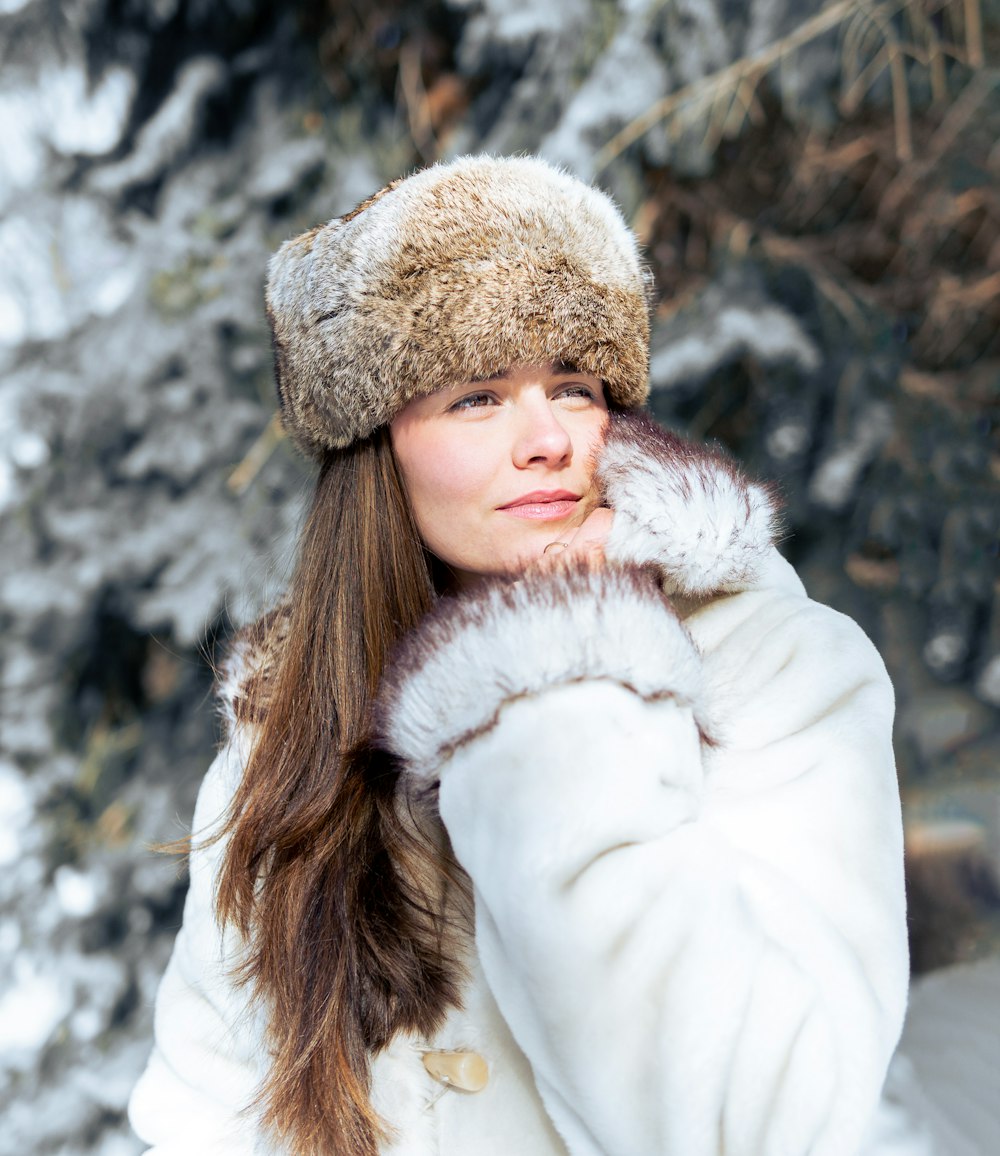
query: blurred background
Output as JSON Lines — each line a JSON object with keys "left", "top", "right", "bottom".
{"left": 0, "top": 0, "right": 997, "bottom": 1152}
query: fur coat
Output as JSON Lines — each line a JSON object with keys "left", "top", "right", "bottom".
{"left": 128, "top": 414, "right": 910, "bottom": 1155}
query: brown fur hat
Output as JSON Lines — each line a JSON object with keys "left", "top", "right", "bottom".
{"left": 265, "top": 154, "right": 652, "bottom": 457}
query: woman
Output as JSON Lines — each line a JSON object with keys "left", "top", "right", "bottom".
{"left": 129, "top": 155, "right": 909, "bottom": 1155}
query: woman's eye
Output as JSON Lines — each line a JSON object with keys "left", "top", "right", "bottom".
{"left": 557, "top": 384, "right": 597, "bottom": 401}
{"left": 451, "top": 392, "right": 495, "bottom": 410}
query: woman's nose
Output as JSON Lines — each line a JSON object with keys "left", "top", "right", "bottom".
{"left": 511, "top": 399, "right": 573, "bottom": 468}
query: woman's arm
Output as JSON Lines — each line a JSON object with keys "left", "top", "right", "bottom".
{"left": 128, "top": 740, "right": 270, "bottom": 1155}
{"left": 377, "top": 558, "right": 908, "bottom": 1156}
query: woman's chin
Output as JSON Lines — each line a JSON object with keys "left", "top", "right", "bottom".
{"left": 440, "top": 521, "right": 587, "bottom": 587}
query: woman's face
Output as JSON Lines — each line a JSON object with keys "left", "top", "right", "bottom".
{"left": 390, "top": 362, "right": 609, "bottom": 586}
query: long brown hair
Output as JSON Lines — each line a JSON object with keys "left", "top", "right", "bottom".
{"left": 214, "top": 427, "right": 467, "bottom": 1154}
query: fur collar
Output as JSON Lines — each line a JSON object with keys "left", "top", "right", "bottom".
{"left": 217, "top": 601, "right": 291, "bottom": 730}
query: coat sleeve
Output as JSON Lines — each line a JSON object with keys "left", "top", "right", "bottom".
{"left": 376, "top": 562, "right": 909, "bottom": 1156}
{"left": 128, "top": 739, "right": 272, "bottom": 1155}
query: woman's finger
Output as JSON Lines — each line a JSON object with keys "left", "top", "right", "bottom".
{"left": 561, "top": 507, "right": 614, "bottom": 562}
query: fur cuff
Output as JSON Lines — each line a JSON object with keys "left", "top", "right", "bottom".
{"left": 598, "top": 412, "right": 782, "bottom": 597}
{"left": 375, "top": 563, "right": 705, "bottom": 779}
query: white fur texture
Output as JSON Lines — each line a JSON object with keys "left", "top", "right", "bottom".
{"left": 132, "top": 417, "right": 913, "bottom": 1156}
{"left": 377, "top": 565, "right": 703, "bottom": 779}
{"left": 598, "top": 412, "right": 781, "bottom": 597}
{"left": 215, "top": 637, "right": 249, "bottom": 734}
{"left": 133, "top": 562, "right": 912, "bottom": 1156}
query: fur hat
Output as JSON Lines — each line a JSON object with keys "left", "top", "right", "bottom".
{"left": 265, "top": 155, "right": 651, "bottom": 457}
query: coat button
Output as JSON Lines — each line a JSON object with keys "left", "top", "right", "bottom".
{"left": 421, "top": 1050, "right": 489, "bottom": 1093}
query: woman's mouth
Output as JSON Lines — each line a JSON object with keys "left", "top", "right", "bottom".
{"left": 498, "top": 490, "right": 581, "bottom": 521}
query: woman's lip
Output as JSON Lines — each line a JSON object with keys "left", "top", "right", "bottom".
{"left": 499, "top": 496, "right": 581, "bottom": 521}
{"left": 498, "top": 490, "right": 580, "bottom": 510}
{"left": 502, "top": 501, "right": 579, "bottom": 521}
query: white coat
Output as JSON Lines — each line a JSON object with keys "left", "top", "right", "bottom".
{"left": 129, "top": 413, "right": 910, "bottom": 1155}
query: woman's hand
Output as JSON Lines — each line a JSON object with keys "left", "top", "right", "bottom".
{"left": 542, "top": 506, "right": 614, "bottom": 567}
